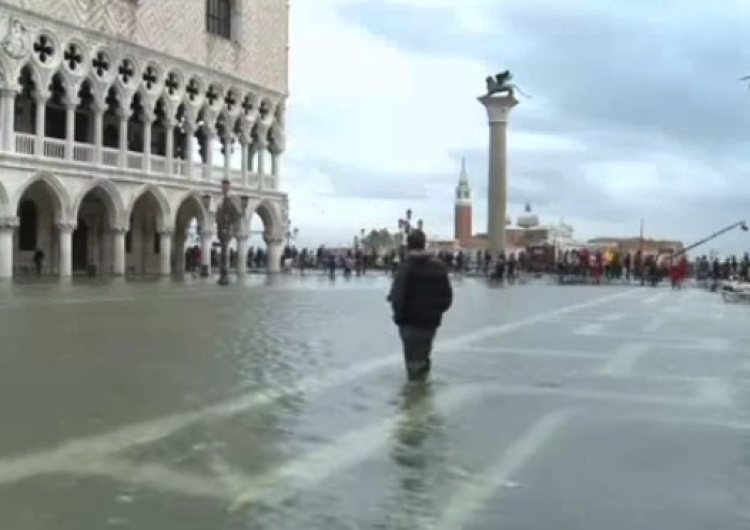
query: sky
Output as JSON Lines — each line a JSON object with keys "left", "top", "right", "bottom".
{"left": 273, "top": 0, "right": 750, "bottom": 253}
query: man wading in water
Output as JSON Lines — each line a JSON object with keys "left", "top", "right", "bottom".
{"left": 388, "top": 229, "right": 453, "bottom": 382}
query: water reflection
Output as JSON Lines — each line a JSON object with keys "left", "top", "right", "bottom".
{"left": 384, "top": 382, "right": 445, "bottom": 529}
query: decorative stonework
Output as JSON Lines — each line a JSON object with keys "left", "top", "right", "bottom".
{"left": 1, "top": 17, "right": 30, "bottom": 60}
{"left": 0, "top": 0, "right": 288, "bottom": 93}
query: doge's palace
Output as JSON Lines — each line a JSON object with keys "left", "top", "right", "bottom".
{"left": 0, "top": 0, "right": 290, "bottom": 278}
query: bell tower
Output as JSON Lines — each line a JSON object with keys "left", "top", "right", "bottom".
{"left": 454, "top": 157, "right": 473, "bottom": 246}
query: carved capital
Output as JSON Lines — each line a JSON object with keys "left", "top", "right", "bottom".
{"left": 33, "top": 89, "right": 50, "bottom": 104}
{"left": 111, "top": 227, "right": 128, "bottom": 235}
{"left": 477, "top": 93, "right": 518, "bottom": 124}
{"left": 159, "top": 228, "right": 175, "bottom": 237}
{"left": 116, "top": 108, "right": 132, "bottom": 121}
{"left": 56, "top": 222, "right": 77, "bottom": 234}
{"left": 263, "top": 235, "right": 285, "bottom": 246}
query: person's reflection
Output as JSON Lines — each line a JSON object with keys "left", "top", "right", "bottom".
{"left": 385, "top": 382, "right": 444, "bottom": 529}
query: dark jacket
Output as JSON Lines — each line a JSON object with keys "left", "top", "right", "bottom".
{"left": 388, "top": 251, "right": 453, "bottom": 328}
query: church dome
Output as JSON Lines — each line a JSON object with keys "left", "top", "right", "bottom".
{"left": 516, "top": 201, "right": 539, "bottom": 229}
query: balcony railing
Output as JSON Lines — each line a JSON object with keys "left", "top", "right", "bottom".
{"left": 8, "top": 132, "right": 278, "bottom": 190}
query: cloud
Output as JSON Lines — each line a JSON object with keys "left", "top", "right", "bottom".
{"left": 282, "top": 0, "right": 750, "bottom": 253}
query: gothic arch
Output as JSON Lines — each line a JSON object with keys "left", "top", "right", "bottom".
{"left": 128, "top": 184, "right": 171, "bottom": 231}
{"left": 73, "top": 178, "right": 126, "bottom": 229}
{"left": 0, "top": 179, "right": 8, "bottom": 218}
{"left": 14, "top": 171, "right": 72, "bottom": 223}
{"left": 172, "top": 190, "right": 209, "bottom": 228}
{"left": 249, "top": 199, "right": 284, "bottom": 237}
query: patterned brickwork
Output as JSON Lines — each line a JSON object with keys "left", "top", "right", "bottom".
{"left": 0, "top": 0, "right": 287, "bottom": 92}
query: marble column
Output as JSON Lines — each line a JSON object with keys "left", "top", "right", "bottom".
{"left": 64, "top": 99, "right": 78, "bottom": 161}
{"left": 118, "top": 109, "right": 131, "bottom": 168}
{"left": 203, "top": 125, "right": 215, "bottom": 180}
{"left": 1, "top": 89, "right": 16, "bottom": 152}
{"left": 222, "top": 134, "right": 232, "bottom": 181}
{"left": 264, "top": 236, "right": 284, "bottom": 274}
{"left": 93, "top": 103, "right": 105, "bottom": 164}
{"left": 34, "top": 91, "right": 48, "bottom": 155}
{"left": 143, "top": 110, "right": 154, "bottom": 172}
{"left": 239, "top": 138, "right": 248, "bottom": 186}
{"left": 112, "top": 228, "right": 126, "bottom": 275}
{"left": 184, "top": 122, "right": 194, "bottom": 179}
{"left": 478, "top": 92, "right": 518, "bottom": 257}
{"left": 0, "top": 217, "right": 17, "bottom": 278}
{"left": 57, "top": 222, "right": 75, "bottom": 277}
{"left": 165, "top": 118, "right": 175, "bottom": 175}
{"left": 159, "top": 230, "right": 172, "bottom": 276}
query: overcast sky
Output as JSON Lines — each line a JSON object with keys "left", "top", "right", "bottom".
{"left": 266, "top": 0, "right": 750, "bottom": 253}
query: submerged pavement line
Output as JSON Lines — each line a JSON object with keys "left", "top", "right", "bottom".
{"left": 0, "top": 288, "right": 638, "bottom": 487}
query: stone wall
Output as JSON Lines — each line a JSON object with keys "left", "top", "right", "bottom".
{"left": 1, "top": 0, "right": 289, "bottom": 93}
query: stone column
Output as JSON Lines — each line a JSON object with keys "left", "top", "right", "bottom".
{"left": 159, "top": 230, "right": 172, "bottom": 276}
{"left": 0, "top": 217, "right": 17, "bottom": 279}
{"left": 112, "top": 228, "right": 127, "bottom": 276}
{"left": 203, "top": 125, "right": 215, "bottom": 180}
{"left": 34, "top": 91, "right": 49, "bottom": 155}
{"left": 184, "top": 122, "right": 194, "bottom": 179}
{"left": 256, "top": 139, "right": 267, "bottom": 177}
{"left": 165, "top": 118, "right": 175, "bottom": 175}
{"left": 118, "top": 109, "right": 131, "bottom": 168}
{"left": 0, "top": 89, "right": 17, "bottom": 152}
{"left": 478, "top": 93, "right": 518, "bottom": 257}
{"left": 143, "top": 109, "right": 154, "bottom": 173}
{"left": 64, "top": 99, "right": 78, "bottom": 161}
{"left": 200, "top": 230, "right": 214, "bottom": 277}
{"left": 93, "top": 103, "right": 105, "bottom": 164}
{"left": 239, "top": 138, "right": 248, "bottom": 186}
{"left": 222, "top": 133, "right": 232, "bottom": 181}
{"left": 264, "top": 236, "right": 284, "bottom": 274}
{"left": 57, "top": 222, "right": 75, "bottom": 277}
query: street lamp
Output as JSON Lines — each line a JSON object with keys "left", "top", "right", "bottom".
{"left": 285, "top": 223, "right": 298, "bottom": 246}
{"left": 210, "top": 179, "right": 245, "bottom": 286}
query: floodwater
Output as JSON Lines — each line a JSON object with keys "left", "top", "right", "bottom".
{"left": 0, "top": 275, "right": 749, "bottom": 529}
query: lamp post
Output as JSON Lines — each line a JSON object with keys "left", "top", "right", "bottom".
{"left": 285, "top": 224, "right": 298, "bottom": 247}
{"left": 204, "top": 179, "right": 247, "bottom": 286}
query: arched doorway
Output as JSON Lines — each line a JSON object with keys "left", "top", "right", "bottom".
{"left": 72, "top": 219, "right": 88, "bottom": 271}
{"left": 128, "top": 188, "right": 168, "bottom": 275}
{"left": 173, "top": 192, "right": 209, "bottom": 275}
{"left": 73, "top": 183, "right": 123, "bottom": 275}
{"left": 249, "top": 201, "right": 283, "bottom": 272}
{"left": 14, "top": 177, "right": 66, "bottom": 275}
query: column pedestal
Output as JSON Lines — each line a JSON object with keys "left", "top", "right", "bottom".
{"left": 478, "top": 93, "right": 518, "bottom": 258}
{"left": 264, "top": 236, "right": 284, "bottom": 274}
{"left": 58, "top": 223, "right": 75, "bottom": 277}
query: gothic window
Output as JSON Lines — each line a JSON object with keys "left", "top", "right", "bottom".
{"left": 18, "top": 200, "right": 38, "bottom": 251}
{"left": 206, "top": 0, "right": 232, "bottom": 39}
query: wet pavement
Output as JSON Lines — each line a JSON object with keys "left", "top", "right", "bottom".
{"left": 0, "top": 275, "right": 749, "bottom": 529}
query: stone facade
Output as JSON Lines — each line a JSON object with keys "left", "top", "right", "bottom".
{"left": 1, "top": 0, "right": 288, "bottom": 93}
{"left": 0, "top": 1, "right": 290, "bottom": 278}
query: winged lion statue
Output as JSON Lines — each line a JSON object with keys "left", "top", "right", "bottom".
{"left": 485, "top": 70, "right": 530, "bottom": 99}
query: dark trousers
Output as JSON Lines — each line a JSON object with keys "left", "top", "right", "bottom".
{"left": 398, "top": 325, "right": 436, "bottom": 381}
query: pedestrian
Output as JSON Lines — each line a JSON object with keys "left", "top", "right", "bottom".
{"left": 387, "top": 229, "right": 453, "bottom": 382}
